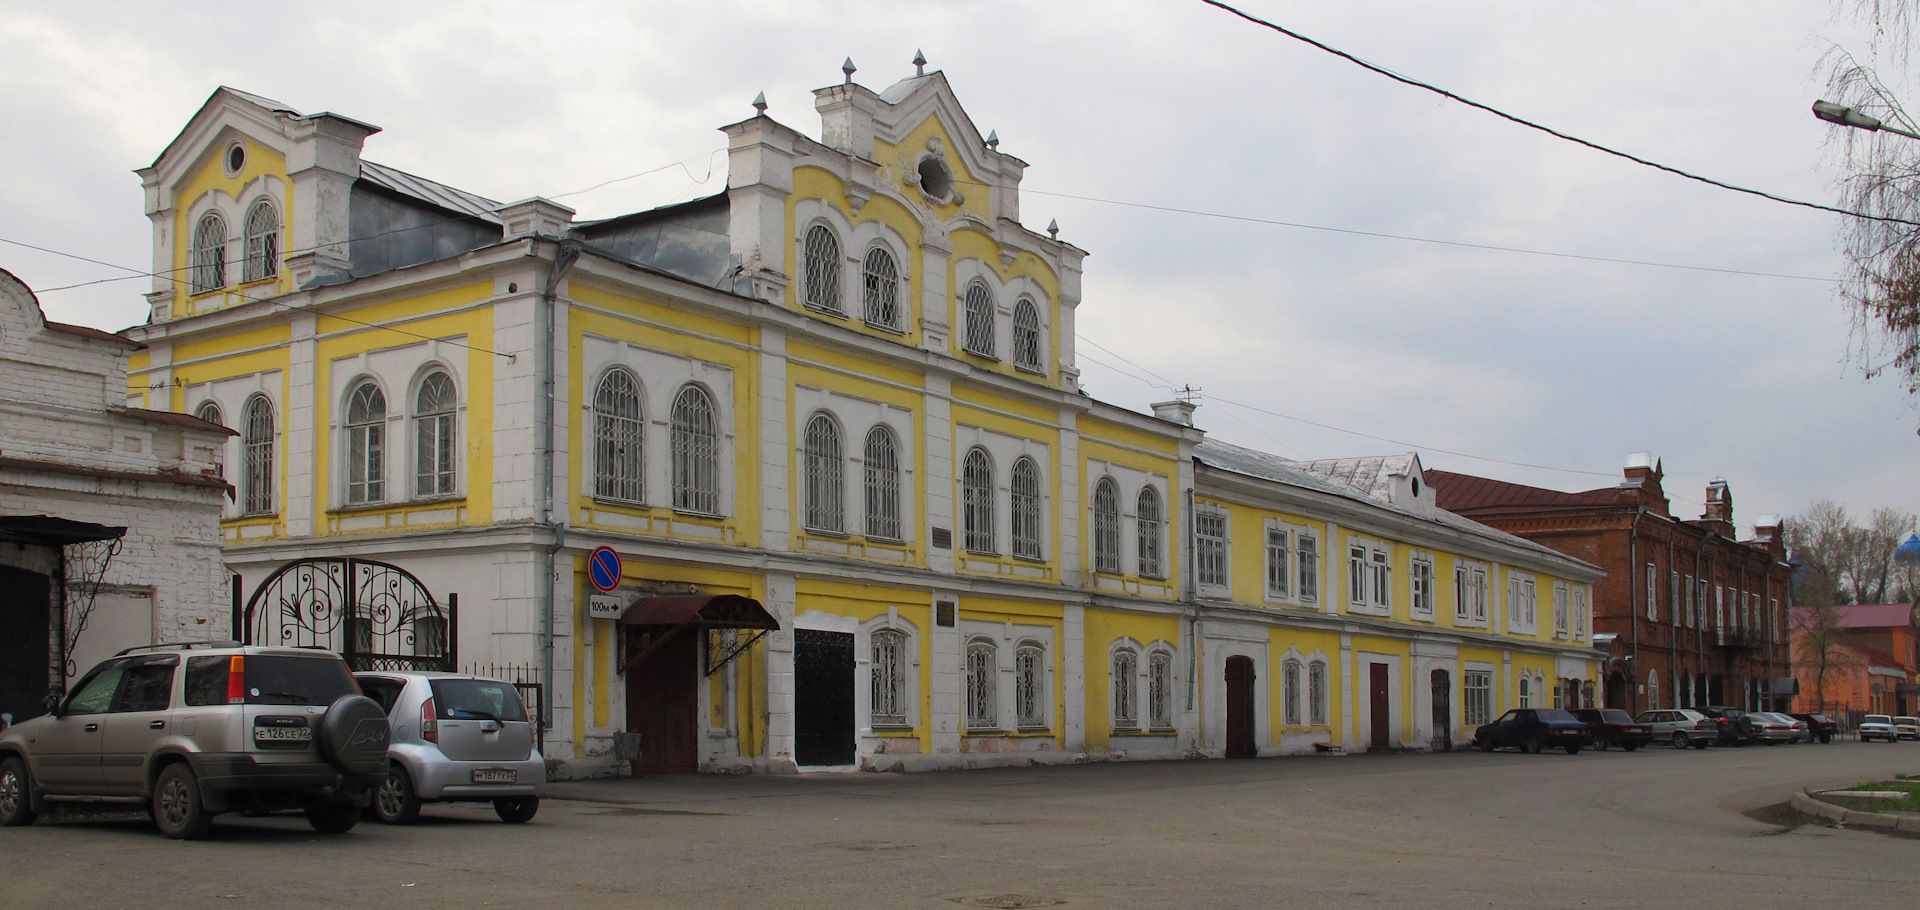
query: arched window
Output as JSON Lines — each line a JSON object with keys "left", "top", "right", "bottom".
{"left": 861, "top": 246, "right": 899, "bottom": 329}
{"left": 1647, "top": 670, "right": 1660, "bottom": 711}
{"left": 1092, "top": 477, "right": 1121, "bottom": 575}
{"left": 670, "top": 386, "right": 719, "bottom": 514}
{"left": 1010, "top": 456, "right": 1042, "bottom": 560}
{"left": 345, "top": 381, "right": 386, "bottom": 504}
{"left": 1111, "top": 649, "right": 1138, "bottom": 730}
{"left": 1136, "top": 486, "right": 1164, "bottom": 578}
{"left": 862, "top": 425, "right": 901, "bottom": 541}
{"left": 1283, "top": 658, "right": 1303, "bottom": 726}
{"left": 191, "top": 212, "right": 226, "bottom": 293}
{"left": 1148, "top": 651, "right": 1174, "bottom": 729}
{"left": 1518, "top": 675, "right": 1532, "bottom": 708}
{"left": 414, "top": 370, "right": 457, "bottom": 497}
{"left": 1015, "top": 641, "right": 1046, "bottom": 729}
{"left": 242, "top": 199, "right": 279, "bottom": 283}
{"left": 194, "top": 401, "right": 225, "bottom": 478}
{"left": 803, "top": 225, "right": 842, "bottom": 314}
{"left": 1308, "top": 660, "right": 1328, "bottom": 726}
{"left": 871, "top": 629, "right": 909, "bottom": 727}
{"left": 1011, "top": 298, "right": 1042, "bottom": 373}
{"left": 965, "top": 640, "right": 998, "bottom": 730}
{"left": 803, "top": 413, "right": 844, "bottom": 533}
{"left": 962, "top": 281, "right": 995, "bottom": 358}
{"left": 242, "top": 395, "right": 275, "bottom": 514}
{"left": 592, "top": 369, "right": 644, "bottom": 503}
{"left": 961, "top": 447, "right": 995, "bottom": 554}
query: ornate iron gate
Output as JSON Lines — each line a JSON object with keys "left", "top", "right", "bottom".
{"left": 242, "top": 558, "right": 456, "bottom": 671}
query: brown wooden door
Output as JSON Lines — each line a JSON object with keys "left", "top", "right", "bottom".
{"left": 1369, "top": 663, "right": 1391, "bottom": 751}
{"left": 1430, "top": 669, "right": 1451, "bottom": 751}
{"left": 626, "top": 628, "right": 698, "bottom": 773}
{"left": 1225, "top": 656, "right": 1256, "bottom": 759}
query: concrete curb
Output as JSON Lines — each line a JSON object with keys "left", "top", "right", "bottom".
{"left": 1791, "top": 791, "right": 1920, "bottom": 833}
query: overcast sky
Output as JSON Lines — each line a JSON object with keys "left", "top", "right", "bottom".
{"left": 2, "top": 1, "right": 1914, "bottom": 530}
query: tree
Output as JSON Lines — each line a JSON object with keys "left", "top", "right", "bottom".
{"left": 1791, "top": 602, "right": 1859, "bottom": 711}
{"left": 1785, "top": 500, "right": 1916, "bottom": 604}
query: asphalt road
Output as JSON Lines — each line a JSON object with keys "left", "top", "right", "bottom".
{"left": 5, "top": 741, "right": 1918, "bottom": 909}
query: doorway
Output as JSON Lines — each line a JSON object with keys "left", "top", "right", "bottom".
{"left": 1606, "top": 671, "right": 1627, "bottom": 710}
{"left": 0, "top": 565, "right": 52, "bottom": 725}
{"left": 1369, "top": 663, "right": 1391, "bottom": 751}
{"left": 625, "top": 628, "right": 698, "bottom": 773}
{"left": 1430, "top": 669, "right": 1451, "bottom": 751}
{"left": 793, "top": 629, "right": 855, "bottom": 767}
{"left": 1224, "top": 655, "right": 1255, "bottom": 758}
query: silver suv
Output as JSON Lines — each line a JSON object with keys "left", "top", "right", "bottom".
{"left": 354, "top": 672, "right": 545, "bottom": 824}
{"left": 0, "top": 642, "right": 390, "bottom": 839}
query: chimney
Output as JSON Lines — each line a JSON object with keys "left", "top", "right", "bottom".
{"left": 1151, "top": 400, "right": 1196, "bottom": 427}
{"left": 1619, "top": 452, "right": 1669, "bottom": 516}
{"left": 1704, "top": 477, "right": 1733, "bottom": 523}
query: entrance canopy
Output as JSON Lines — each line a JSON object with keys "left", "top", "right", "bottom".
{"left": 0, "top": 515, "right": 126, "bottom": 547}
{"left": 619, "top": 594, "right": 779, "bottom": 630}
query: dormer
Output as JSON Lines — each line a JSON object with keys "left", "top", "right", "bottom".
{"left": 1382, "top": 453, "right": 1438, "bottom": 518}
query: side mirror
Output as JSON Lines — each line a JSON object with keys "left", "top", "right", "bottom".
{"left": 43, "top": 694, "right": 61, "bottom": 717}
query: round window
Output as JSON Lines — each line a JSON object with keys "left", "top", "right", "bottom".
{"left": 225, "top": 142, "right": 246, "bottom": 176}
{"left": 917, "top": 156, "right": 953, "bottom": 200}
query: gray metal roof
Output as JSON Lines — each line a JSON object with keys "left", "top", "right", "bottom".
{"left": 359, "top": 160, "right": 502, "bottom": 224}
{"left": 219, "top": 86, "right": 300, "bottom": 117}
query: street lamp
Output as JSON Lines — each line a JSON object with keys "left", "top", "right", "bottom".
{"left": 1812, "top": 100, "right": 1920, "bottom": 140}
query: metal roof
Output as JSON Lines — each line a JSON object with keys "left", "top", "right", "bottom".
{"left": 358, "top": 160, "right": 502, "bottom": 224}
{"left": 1427, "top": 469, "right": 1619, "bottom": 515}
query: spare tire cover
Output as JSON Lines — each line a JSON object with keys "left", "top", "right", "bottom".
{"left": 319, "top": 695, "right": 391, "bottom": 775}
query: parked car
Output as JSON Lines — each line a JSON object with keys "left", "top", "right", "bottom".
{"left": 1634, "top": 708, "right": 1717, "bottom": 749}
{"left": 1692, "top": 706, "right": 1757, "bottom": 745}
{"left": 353, "top": 671, "right": 545, "bottom": 824}
{"left": 1895, "top": 717, "right": 1920, "bottom": 741}
{"left": 1474, "top": 708, "right": 1590, "bottom": 754}
{"left": 1570, "top": 708, "right": 1653, "bottom": 751}
{"left": 1860, "top": 714, "right": 1899, "bottom": 742}
{"left": 1788, "top": 713, "right": 1837, "bottom": 744}
{"left": 0, "top": 642, "right": 389, "bottom": 839}
{"left": 1745, "top": 712, "right": 1798, "bottom": 744}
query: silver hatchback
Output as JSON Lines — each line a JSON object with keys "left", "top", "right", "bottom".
{"left": 1633, "top": 708, "right": 1716, "bottom": 749}
{"left": 353, "top": 672, "right": 545, "bottom": 824}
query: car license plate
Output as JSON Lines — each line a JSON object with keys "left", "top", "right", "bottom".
{"left": 254, "top": 726, "right": 311, "bottom": 741}
{"left": 473, "top": 768, "right": 517, "bottom": 784}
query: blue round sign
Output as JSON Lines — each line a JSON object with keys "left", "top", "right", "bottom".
{"left": 588, "top": 546, "right": 622, "bottom": 593}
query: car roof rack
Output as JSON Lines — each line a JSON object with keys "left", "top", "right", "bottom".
{"left": 115, "top": 640, "right": 241, "bottom": 656}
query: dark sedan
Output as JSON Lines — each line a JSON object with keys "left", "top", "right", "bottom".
{"left": 1692, "top": 706, "right": 1757, "bottom": 745}
{"left": 1789, "top": 713, "right": 1838, "bottom": 744}
{"left": 1474, "top": 708, "right": 1590, "bottom": 754}
{"left": 1570, "top": 708, "right": 1653, "bottom": 751}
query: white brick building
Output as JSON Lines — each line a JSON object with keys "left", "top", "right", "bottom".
{"left": 0, "top": 268, "right": 231, "bottom": 725}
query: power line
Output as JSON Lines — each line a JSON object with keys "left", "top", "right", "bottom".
{"left": 1197, "top": 0, "right": 1920, "bottom": 229}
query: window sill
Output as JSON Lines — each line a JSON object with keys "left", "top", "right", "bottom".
{"left": 864, "top": 320, "right": 907, "bottom": 336}
{"left": 964, "top": 727, "right": 1007, "bottom": 736}
{"left": 592, "top": 495, "right": 649, "bottom": 510}
{"left": 964, "top": 548, "right": 999, "bottom": 558}
{"left": 329, "top": 501, "right": 394, "bottom": 515}
{"left": 1015, "top": 725, "right": 1050, "bottom": 734}
{"left": 870, "top": 724, "right": 914, "bottom": 734}
{"left": 803, "top": 527, "right": 850, "bottom": 539}
{"left": 802, "top": 303, "right": 848, "bottom": 319}
{"left": 1012, "top": 553, "right": 1046, "bottom": 564}
{"left": 1012, "top": 363, "right": 1046, "bottom": 376}
{"left": 328, "top": 497, "right": 467, "bottom": 516}
{"left": 673, "top": 508, "right": 725, "bottom": 521}
{"left": 961, "top": 349, "right": 999, "bottom": 362}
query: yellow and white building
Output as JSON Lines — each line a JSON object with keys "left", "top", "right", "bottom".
{"left": 123, "top": 67, "right": 1602, "bottom": 776}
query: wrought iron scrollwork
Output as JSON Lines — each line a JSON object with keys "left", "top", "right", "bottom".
{"left": 243, "top": 558, "right": 455, "bottom": 671}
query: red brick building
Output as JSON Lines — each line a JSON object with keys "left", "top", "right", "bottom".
{"left": 1790, "top": 603, "right": 1920, "bottom": 716}
{"left": 1430, "top": 455, "right": 1792, "bottom": 713}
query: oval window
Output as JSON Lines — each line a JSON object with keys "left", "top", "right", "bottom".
{"left": 917, "top": 156, "right": 953, "bottom": 200}
{"left": 225, "top": 142, "right": 247, "bottom": 175}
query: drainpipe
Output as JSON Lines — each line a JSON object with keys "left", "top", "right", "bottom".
{"left": 1628, "top": 507, "right": 1645, "bottom": 712}
{"left": 539, "top": 238, "right": 582, "bottom": 730}
{"left": 1184, "top": 486, "right": 1199, "bottom": 739}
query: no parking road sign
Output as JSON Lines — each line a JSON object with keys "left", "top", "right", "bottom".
{"left": 588, "top": 546, "right": 622, "bottom": 593}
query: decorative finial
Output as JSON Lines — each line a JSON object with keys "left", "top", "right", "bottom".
{"left": 986, "top": 130, "right": 999, "bottom": 150}
{"left": 751, "top": 91, "right": 768, "bottom": 114}
{"left": 842, "top": 57, "right": 857, "bottom": 84}
{"left": 913, "top": 49, "right": 927, "bottom": 77}
{"left": 1047, "top": 219, "right": 1059, "bottom": 240}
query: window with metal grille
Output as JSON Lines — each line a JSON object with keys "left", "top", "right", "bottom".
{"left": 965, "top": 640, "right": 997, "bottom": 729}
{"left": 242, "top": 395, "right": 274, "bottom": 514}
{"left": 242, "top": 199, "right": 279, "bottom": 282}
{"left": 1308, "top": 660, "right": 1328, "bottom": 725}
{"left": 862, "top": 246, "right": 899, "bottom": 329}
{"left": 862, "top": 425, "right": 901, "bottom": 541}
{"left": 803, "top": 413, "right": 844, "bottom": 532}
{"left": 191, "top": 212, "right": 226, "bottom": 293}
{"left": 1091, "top": 477, "right": 1121, "bottom": 574}
{"left": 961, "top": 447, "right": 995, "bottom": 554}
{"left": 1265, "top": 527, "right": 1291, "bottom": 599}
{"left": 1297, "top": 532, "right": 1318, "bottom": 601}
{"left": 1283, "top": 659, "right": 1303, "bottom": 725}
{"left": 1011, "top": 298, "right": 1042, "bottom": 373}
{"left": 1463, "top": 670, "right": 1492, "bottom": 725}
{"left": 345, "top": 381, "right": 386, "bottom": 504}
{"left": 1009, "top": 456, "right": 1042, "bottom": 559}
{"left": 1136, "top": 486, "right": 1164, "bottom": 578}
{"left": 871, "top": 629, "right": 908, "bottom": 727}
{"left": 803, "top": 225, "right": 842, "bottom": 314}
{"left": 592, "top": 369, "right": 644, "bottom": 503}
{"left": 670, "top": 385, "right": 719, "bottom": 514}
{"left": 195, "top": 401, "right": 225, "bottom": 477}
{"left": 414, "top": 370, "right": 457, "bottom": 497}
{"left": 962, "top": 281, "right": 995, "bottom": 358}
{"left": 1148, "top": 651, "right": 1173, "bottom": 729}
{"left": 1111, "top": 649, "right": 1137, "bottom": 730}
{"left": 1195, "top": 510, "right": 1227, "bottom": 588}
{"left": 1015, "top": 642, "right": 1045, "bottom": 728}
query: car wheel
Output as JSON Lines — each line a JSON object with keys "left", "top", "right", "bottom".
{"left": 1622, "top": 742, "right": 1639, "bottom": 752}
{"left": 1820, "top": 733, "right": 1833, "bottom": 744}
{"left": 0, "top": 757, "right": 37, "bottom": 827}
{"left": 306, "top": 800, "right": 360, "bottom": 834}
{"left": 493, "top": 796, "right": 539, "bottom": 824}
{"left": 1565, "top": 743, "right": 1582, "bottom": 755}
{"left": 1476, "top": 737, "right": 1494, "bottom": 752}
{"left": 1692, "top": 739, "right": 1709, "bottom": 749}
{"left": 1670, "top": 733, "right": 1687, "bottom": 749}
{"left": 1591, "top": 737, "right": 1608, "bottom": 752}
{"left": 152, "top": 763, "right": 214, "bottom": 840}
{"left": 1522, "top": 735, "right": 1543, "bottom": 755}
{"left": 372, "top": 765, "right": 422, "bottom": 825}
{"left": 1762, "top": 739, "right": 1777, "bottom": 746}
